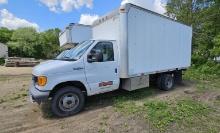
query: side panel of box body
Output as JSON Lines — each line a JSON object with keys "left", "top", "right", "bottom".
{"left": 126, "top": 5, "right": 192, "bottom": 77}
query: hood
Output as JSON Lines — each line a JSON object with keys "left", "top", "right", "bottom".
{"left": 33, "top": 60, "right": 81, "bottom": 76}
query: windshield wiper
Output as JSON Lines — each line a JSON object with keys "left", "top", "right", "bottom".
{"left": 62, "top": 58, "right": 77, "bottom": 61}
{"left": 52, "top": 58, "right": 76, "bottom": 61}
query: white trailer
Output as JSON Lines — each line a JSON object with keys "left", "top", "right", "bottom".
{"left": 59, "top": 23, "right": 92, "bottom": 48}
{"left": 30, "top": 3, "right": 192, "bottom": 117}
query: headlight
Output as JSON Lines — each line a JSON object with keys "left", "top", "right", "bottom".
{"left": 37, "top": 76, "right": 47, "bottom": 86}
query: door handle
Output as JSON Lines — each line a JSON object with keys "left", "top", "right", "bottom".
{"left": 73, "top": 67, "right": 84, "bottom": 71}
{"left": 115, "top": 68, "right": 118, "bottom": 74}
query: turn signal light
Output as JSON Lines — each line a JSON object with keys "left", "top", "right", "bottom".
{"left": 37, "top": 76, "right": 47, "bottom": 86}
{"left": 120, "top": 8, "right": 126, "bottom": 13}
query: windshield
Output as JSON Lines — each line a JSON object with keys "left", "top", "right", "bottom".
{"left": 56, "top": 40, "right": 94, "bottom": 61}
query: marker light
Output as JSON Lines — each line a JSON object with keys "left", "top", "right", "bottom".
{"left": 120, "top": 8, "right": 126, "bottom": 13}
{"left": 37, "top": 76, "right": 47, "bottom": 86}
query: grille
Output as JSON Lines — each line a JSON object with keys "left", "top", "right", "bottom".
{"left": 32, "top": 75, "right": 37, "bottom": 83}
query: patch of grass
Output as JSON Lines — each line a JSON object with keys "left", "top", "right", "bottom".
{"left": 114, "top": 98, "right": 210, "bottom": 132}
{"left": 183, "top": 67, "right": 219, "bottom": 81}
{"left": 0, "top": 58, "right": 5, "bottom": 66}
{"left": 144, "top": 100, "right": 209, "bottom": 131}
{"left": 101, "top": 114, "right": 109, "bottom": 121}
{"left": 193, "top": 79, "right": 220, "bottom": 93}
{"left": 214, "top": 95, "right": 220, "bottom": 108}
{"left": 0, "top": 77, "right": 9, "bottom": 81}
{"left": 0, "top": 89, "right": 28, "bottom": 104}
{"left": 183, "top": 62, "right": 220, "bottom": 82}
{"left": 143, "top": 101, "right": 174, "bottom": 130}
{"left": 98, "top": 128, "right": 105, "bottom": 133}
{"left": 113, "top": 88, "right": 155, "bottom": 115}
{"left": 98, "top": 114, "right": 109, "bottom": 133}
{"left": 0, "top": 98, "right": 6, "bottom": 104}
{"left": 114, "top": 100, "right": 141, "bottom": 115}
{"left": 9, "top": 89, "right": 28, "bottom": 101}
{"left": 174, "top": 100, "right": 209, "bottom": 120}
{"left": 184, "top": 67, "right": 220, "bottom": 93}
{"left": 113, "top": 89, "right": 164, "bottom": 122}
{"left": 10, "top": 95, "right": 22, "bottom": 101}
{"left": 40, "top": 102, "right": 54, "bottom": 118}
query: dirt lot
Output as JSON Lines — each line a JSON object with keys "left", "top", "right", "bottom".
{"left": 0, "top": 66, "right": 220, "bottom": 133}
{"left": 0, "top": 66, "right": 32, "bottom": 76}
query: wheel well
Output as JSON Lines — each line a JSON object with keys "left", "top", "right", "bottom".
{"left": 49, "top": 81, "right": 87, "bottom": 98}
{"left": 150, "top": 70, "right": 182, "bottom": 77}
{"left": 150, "top": 70, "right": 182, "bottom": 83}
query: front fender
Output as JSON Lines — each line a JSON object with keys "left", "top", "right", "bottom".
{"left": 36, "top": 71, "right": 92, "bottom": 96}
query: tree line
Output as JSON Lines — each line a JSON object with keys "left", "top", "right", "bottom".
{"left": 0, "top": 27, "right": 61, "bottom": 59}
{"left": 166, "top": 0, "right": 220, "bottom": 74}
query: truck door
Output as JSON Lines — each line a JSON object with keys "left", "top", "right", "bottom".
{"left": 84, "top": 41, "right": 119, "bottom": 94}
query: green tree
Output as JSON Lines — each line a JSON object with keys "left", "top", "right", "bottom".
{"left": 0, "top": 27, "right": 13, "bottom": 43}
{"left": 166, "top": 0, "right": 220, "bottom": 66}
{"left": 211, "top": 34, "right": 220, "bottom": 57}
{"left": 38, "top": 28, "right": 61, "bottom": 59}
{"left": 8, "top": 27, "right": 39, "bottom": 57}
{"left": 7, "top": 27, "right": 61, "bottom": 59}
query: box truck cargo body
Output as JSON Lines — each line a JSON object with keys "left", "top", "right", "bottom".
{"left": 29, "top": 3, "right": 192, "bottom": 117}
{"left": 93, "top": 4, "right": 192, "bottom": 78}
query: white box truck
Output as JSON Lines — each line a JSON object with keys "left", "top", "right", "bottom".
{"left": 59, "top": 23, "right": 92, "bottom": 48}
{"left": 29, "top": 3, "right": 192, "bottom": 117}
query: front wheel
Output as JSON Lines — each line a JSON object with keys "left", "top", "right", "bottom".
{"left": 51, "top": 86, "right": 85, "bottom": 117}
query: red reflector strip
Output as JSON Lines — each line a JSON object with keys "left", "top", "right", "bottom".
{"left": 99, "top": 81, "right": 113, "bottom": 87}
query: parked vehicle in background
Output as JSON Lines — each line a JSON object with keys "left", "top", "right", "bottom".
{"left": 29, "top": 3, "right": 192, "bottom": 117}
{"left": 59, "top": 23, "right": 92, "bottom": 49}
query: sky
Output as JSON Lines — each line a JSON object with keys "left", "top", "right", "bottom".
{"left": 0, "top": 0, "right": 167, "bottom": 31}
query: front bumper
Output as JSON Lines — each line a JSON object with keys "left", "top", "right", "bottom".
{"left": 29, "top": 84, "right": 50, "bottom": 104}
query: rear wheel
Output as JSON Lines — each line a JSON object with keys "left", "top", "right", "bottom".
{"left": 51, "top": 86, "right": 85, "bottom": 117}
{"left": 157, "top": 74, "right": 174, "bottom": 91}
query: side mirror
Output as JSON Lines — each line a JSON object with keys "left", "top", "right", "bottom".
{"left": 87, "top": 50, "right": 103, "bottom": 63}
{"left": 87, "top": 54, "right": 96, "bottom": 63}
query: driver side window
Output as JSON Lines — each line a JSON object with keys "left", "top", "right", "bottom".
{"left": 89, "top": 42, "right": 114, "bottom": 62}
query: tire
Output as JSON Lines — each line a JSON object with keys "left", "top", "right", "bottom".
{"left": 157, "top": 74, "right": 174, "bottom": 91}
{"left": 51, "top": 86, "right": 85, "bottom": 117}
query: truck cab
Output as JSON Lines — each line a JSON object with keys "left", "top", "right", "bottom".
{"left": 30, "top": 40, "right": 120, "bottom": 117}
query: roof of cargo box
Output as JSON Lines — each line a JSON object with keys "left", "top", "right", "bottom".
{"left": 92, "top": 9, "right": 119, "bottom": 27}
{"left": 65, "top": 23, "right": 91, "bottom": 30}
{"left": 92, "top": 3, "right": 191, "bottom": 27}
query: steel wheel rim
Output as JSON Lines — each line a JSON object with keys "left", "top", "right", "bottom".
{"left": 166, "top": 77, "right": 173, "bottom": 89}
{"left": 58, "top": 93, "right": 80, "bottom": 112}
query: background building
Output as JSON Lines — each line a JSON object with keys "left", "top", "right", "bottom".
{"left": 0, "top": 43, "right": 8, "bottom": 58}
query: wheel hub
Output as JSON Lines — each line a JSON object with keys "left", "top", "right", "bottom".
{"left": 166, "top": 78, "right": 173, "bottom": 89}
{"left": 59, "top": 93, "right": 79, "bottom": 112}
{"left": 63, "top": 96, "right": 76, "bottom": 108}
